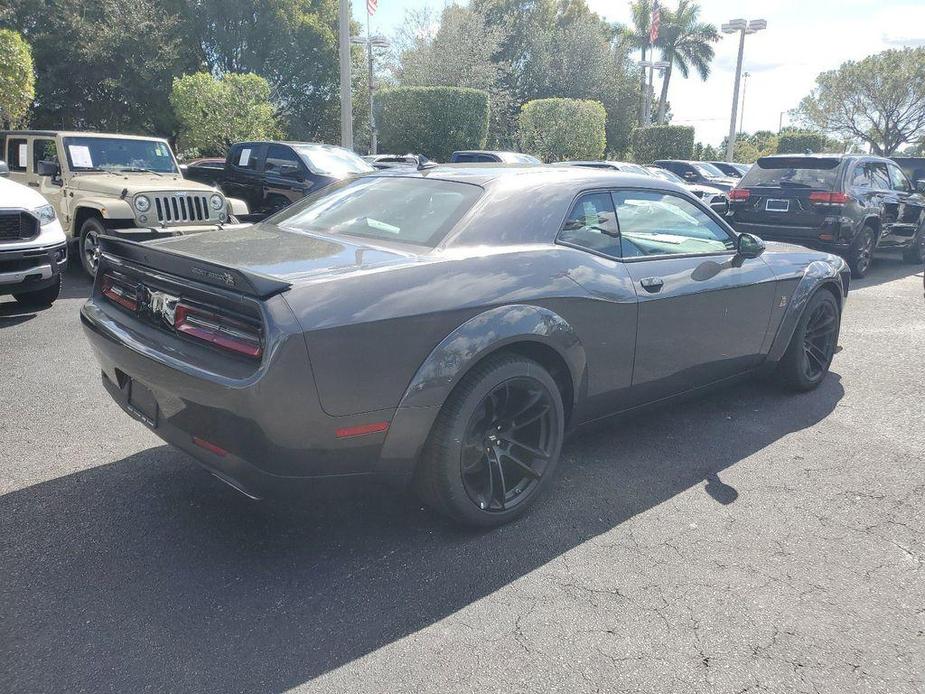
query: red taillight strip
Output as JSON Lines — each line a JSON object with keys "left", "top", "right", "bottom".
{"left": 101, "top": 274, "right": 139, "bottom": 311}
{"left": 729, "top": 188, "right": 750, "bottom": 201}
{"left": 193, "top": 436, "right": 228, "bottom": 457}
{"left": 809, "top": 191, "right": 849, "bottom": 205}
{"left": 335, "top": 421, "right": 390, "bottom": 438}
{"left": 174, "top": 304, "right": 263, "bottom": 359}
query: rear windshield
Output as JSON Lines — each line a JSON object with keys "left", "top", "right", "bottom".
{"left": 295, "top": 145, "right": 374, "bottom": 176}
{"left": 270, "top": 176, "right": 482, "bottom": 247}
{"left": 741, "top": 157, "right": 840, "bottom": 189}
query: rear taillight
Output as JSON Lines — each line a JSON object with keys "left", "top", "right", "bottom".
{"left": 174, "top": 303, "right": 263, "bottom": 359}
{"left": 809, "top": 191, "right": 849, "bottom": 205}
{"left": 729, "top": 188, "right": 750, "bottom": 201}
{"left": 101, "top": 273, "right": 139, "bottom": 312}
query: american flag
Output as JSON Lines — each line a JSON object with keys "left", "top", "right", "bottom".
{"left": 649, "top": 0, "right": 660, "bottom": 44}
{"left": 367, "top": 0, "right": 377, "bottom": 16}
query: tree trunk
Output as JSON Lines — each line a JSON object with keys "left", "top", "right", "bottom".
{"left": 657, "top": 61, "right": 672, "bottom": 125}
{"left": 638, "top": 46, "right": 647, "bottom": 125}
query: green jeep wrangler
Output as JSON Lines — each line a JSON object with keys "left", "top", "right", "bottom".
{"left": 1, "top": 130, "right": 249, "bottom": 276}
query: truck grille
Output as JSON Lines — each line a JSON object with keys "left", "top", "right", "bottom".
{"left": 0, "top": 211, "right": 39, "bottom": 240}
{"left": 152, "top": 193, "right": 216, "bottom": 225}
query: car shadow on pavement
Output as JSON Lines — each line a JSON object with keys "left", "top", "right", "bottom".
{"left": 0, "top": 374, "right": 844, "bottom": 693}
{"left": 855, "top": 254, "right": 923, "bottom": 290}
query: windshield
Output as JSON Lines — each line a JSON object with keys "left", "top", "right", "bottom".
{"left": 692, "top": 162, "right": 727, "bottom": 178}
{"left": 272, "top": 176, "right": 482, "bottom": 247}
{"left": 295, "top": 146, "right": 375, "bottom": 177}
{"left": 647, "top": 167, "right": 685, "bottom": 184}
{"left": 503, "top": 153, "right": 542, "bottom": 164}
{"left": 62, "top": 137, "right": 178, "bottom": 173}
{"left": 741, "top": 157, "right": 840, "bottom": 189}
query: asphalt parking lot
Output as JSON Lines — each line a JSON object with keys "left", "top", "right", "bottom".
{"left": 1, "top": 258, "right": 923, "bottom": 694}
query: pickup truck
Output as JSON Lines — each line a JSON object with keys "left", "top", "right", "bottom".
{"left": 183, "top": 141, "right": 375, "bottom": 216}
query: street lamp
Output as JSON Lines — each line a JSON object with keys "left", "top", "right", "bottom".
{"left": 351, "top": 33, "right": 391, "bottom": 155}
{"left": 639, "top": 60, "right": 669, "bottom": 126}
{"left": 722, "top": 18, "right": 766, "bottom": 162}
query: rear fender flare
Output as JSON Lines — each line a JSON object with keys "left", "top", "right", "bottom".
{"left": 765, "top": 260, "right": 847, "bottom": 364}
{"left": 376, "top": 304, "right": 586, "bottom": 479}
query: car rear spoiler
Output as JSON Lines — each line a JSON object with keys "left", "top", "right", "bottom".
{"left": 98, "top": 236, "right": 292, "bottom": 299}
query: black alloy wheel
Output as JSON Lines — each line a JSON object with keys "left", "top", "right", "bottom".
{"left": 460, "top": 378, "right": 557, "bottom": 513}
{"left": 850, "top": 226, "right": 875, "bottom": 278}
{"left": 801, "top": 299, "right": 839, "bottom": 381}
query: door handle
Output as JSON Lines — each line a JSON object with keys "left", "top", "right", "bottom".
{"left": 640, "top": 276, "right": 664, "bottom": 293}
{"left": 27, "top": 182, "right": 39, "bottom": 187}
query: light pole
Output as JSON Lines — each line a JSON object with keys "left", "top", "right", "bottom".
{"left": 739, "top": 71, "right": 750, "bottom": 134}
{"left": 722, "top": 18, "right": 765, "bottom": 162}
{"left": 351, "top": 32, "right": 390, "bottom": 155}
{"left": 640, "top": 60, "right": 669, "bottom": 126}
{"left": 338, "top": 0, "right": 353, "bottom": 149}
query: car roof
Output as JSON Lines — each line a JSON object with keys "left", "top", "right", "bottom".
{"left": 0, "top": 130, "right": 170, "bottom": 142}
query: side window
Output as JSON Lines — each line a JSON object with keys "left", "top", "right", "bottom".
{"left": 6, "top": 138, "right": 27, "bottom": 172}
{"left": 867, "top": 163, "right": 891, "bottom": 190}
{"left": 33, "top": 139, "right": 57, "bottom": 172}
{"left": 850, "top": 164, "right": 870, "bottom": 189}
{"left": 887, "top": 164, "right": 911, "bottom": 193}
{"left": 231, "top": 144, "right": 260, "bottom": 171}
{"left": 613, "top": 190, "right": 736, "bottom": 258}
{"left": 264, "top": 144, "right": 302, "bottom": 176}
{"left": 557, "top": 192, "right": 621, "bottom": 258}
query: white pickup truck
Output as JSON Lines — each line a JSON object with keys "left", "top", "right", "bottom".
{"left": 0, "top": 159, "right": 68, "bottom": 307}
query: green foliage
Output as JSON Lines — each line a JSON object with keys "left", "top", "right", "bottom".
{"left": 631, "top": 125, "right": 694, "bottom": 163}
{"left": 716, "top": 131, "right": 780, "bottom": 162}
{"left": 794, "top": 47, "right": 925, "bottom": 155}
{"left": 377, "top": 86, "right": 489, "bottom": 161}
{"left": 170, "top": 73, "right": 282, "bottom": 156}
{"left": 777, "top": 130, "right": 836, "bottom": 154}
{"left": 692, "top": 142, "right": 720, "bottom": 161}
{"left": 0, "top": 29, "right": 34, "bottom": 127}
{"left": 518, "top": 98, "right": 606, "bottom": 161}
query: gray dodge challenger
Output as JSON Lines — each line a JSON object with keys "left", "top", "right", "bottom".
{"left": 81, "top": 165, "right": 849, "bottom": 526}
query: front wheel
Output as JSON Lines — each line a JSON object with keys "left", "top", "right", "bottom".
{"left": 777, "top": 290, "right": 841, "bottom": 391}
{"left": 79, "top": 217, "right": 106, "bottom": 278}
{"left": 416, "top": 354, "right": 565, "bottom": 527}
{"left": 902, "top": 221, "right": 925, "bottom": 264}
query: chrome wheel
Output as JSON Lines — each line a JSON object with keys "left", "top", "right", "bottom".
{"left": 802, "top": 300, "right": 838, "bottom": 381}
{"left": 82, "top": 228, "right": 100, "bottom": 275}
{"left": 460, "top": 377, "right": 558, "bottom": 513}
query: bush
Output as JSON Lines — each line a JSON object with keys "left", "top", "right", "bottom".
{"left": 631, "top": 125, "right": 695, "bottom": 163}
{"left": 776, "top": 130, "right": 833, "bottom": 154}
{"left": 378, "top": 86, "right": 489, "bottom": 161}
{"left": 517, "top": 98, "right": 606, "bottom": 162}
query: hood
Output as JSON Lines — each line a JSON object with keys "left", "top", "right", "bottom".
{"left": 0, "top": 175, "right": 51, "bottom": 209}
{"left": 146, "top": 223, "right": 422, "bottom": 280}
{"left": 70, "top": 172, "right": 220, "bottom": 197}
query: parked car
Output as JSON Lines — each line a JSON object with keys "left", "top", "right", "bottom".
{"left": 363, "top": 154, "right": 420, "bottom": 170}
{"left": 82, "top": 165, "right": 849, "bottom": 527}
{"left": 728, "top": 153, "right": 925, "bottom": 276}
{"left": 0, "top": 160, "right": 68, "bottom": 306}
{"left": 645, "top": 166, "right": 729, "bottom": 214}
{"left": 178, "top": 157, "right": 225, "bottom": 186}
{"left": 652, "top": 160, "right": 739, "bottom": 191}
{"left": 184, "top": 141, "right": 375, "bottom": 216}
{"left": 709, "top": 161, "right": 751, "bottom": 177}
{"left": 449, "top": 150, "right": 542, "bottom": 164}
{"left": 0, "top": 130, "right": 248, "bottom": 277}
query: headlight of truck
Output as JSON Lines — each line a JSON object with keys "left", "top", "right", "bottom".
{"left": 33, "top": 204, "right": 57, "bottom": 225}
{"left": 134, "top": 195, "right": 151, "bottom": 213}
{"left": 209, "top": 194, "right": 224, "bottom": 211}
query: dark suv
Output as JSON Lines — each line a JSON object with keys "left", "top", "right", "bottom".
{"left": 729, "top": 154, "right": 925, "bottom": 277}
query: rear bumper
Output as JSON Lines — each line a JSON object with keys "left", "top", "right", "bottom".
{"left": 732, "top": 219, "right": 854, "bottom": 253}
{"left": 0, "top": 241, "right": 67, "bottom": 295}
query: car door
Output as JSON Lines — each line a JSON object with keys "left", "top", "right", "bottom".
{"left": 223, "top": 143, "right": 266, "bottom": 212}
{"left": 262, "top": 144, "right": 309, "bottom": 211}
{"left": 614, "top": 188, "right": 777, "bottom": 403}
{"left": 884, "top": 161, "right": 922, "bottom": 246}
{"left": 29, "top": 137, "right": 67, "bottom": 216}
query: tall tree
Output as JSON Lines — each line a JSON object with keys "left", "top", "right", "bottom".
{"left": 655, "top": 0, "right": 718, "bottom": 124}
{"left": 616, "top": 0, "right": 655, "bottom": 128}
{"left": 0, "top": 28, "right": 34, "bottom": 128}
{"left": 795, "top": 47, "right": 925, "bottom": 156}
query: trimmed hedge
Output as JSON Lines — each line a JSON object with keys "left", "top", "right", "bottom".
{"left": 631, "top": 125, "right": 695, "bottom": 163}
{"left": 378, "top": 86, "right": 489, "bottom": 161}
{"left": 776, "top": 130, "right": 833, "bottom": 154}
{"left": 518, "top": 98, "right": 606, "bottom": 162}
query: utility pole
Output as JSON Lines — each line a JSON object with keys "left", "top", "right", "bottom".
{"left": 338, "top": 0, "right": 353, "bottom": 149}
{"left": 722, "top": 19, "right": 765, "bottom": 162}
{"left": 367, "top": 12, "right": 376, "bottom": 155}
{"left": 739, "top": 72, "right": 750, "bottom": 134}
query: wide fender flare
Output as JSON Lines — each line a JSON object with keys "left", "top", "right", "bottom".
{"left": 226, "top": 197, "right": 249, "bottom": 216}
{"left": 766, "top": 259, "right": 847, "bottom": 364}
{"left": 376, "top": 304, "right": 587, "bottom": 479}
{"left": 75, "top": 199, "right": 134, "bottom": 222}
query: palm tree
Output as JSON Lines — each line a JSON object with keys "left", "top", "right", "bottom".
{"left": 655, "top": 0, "right": 719, "bottom": 124}
{"left": 617, "top": 0, "right": 656, "bottom": 125}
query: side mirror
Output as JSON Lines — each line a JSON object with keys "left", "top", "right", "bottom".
{"left": 737, "top": 232, "right": 766, "bottom": 259}
{"left": 915, "top": 179, "right": 925, "bottom": 194}
{"left": 37, "top": 160, "right": 59, "bottom": 177}
{"left": 0, "top": 160, "right": 8, "bottom": 177}
{"left": 709, "top": 198, "right": 730, "bottom": 216}
{"left": 683, "top": 171, "right": 696, "bottom": 180}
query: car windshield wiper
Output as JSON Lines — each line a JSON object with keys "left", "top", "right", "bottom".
{"left": 117, "top": 167, "right": 166, "bottom": 176}
{"left": 776, "top": 181, "right": 812, "bottom": 188}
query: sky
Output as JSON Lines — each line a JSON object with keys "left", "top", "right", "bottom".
{"left": 352, "top": 0, "right": 925, "bottom": 147}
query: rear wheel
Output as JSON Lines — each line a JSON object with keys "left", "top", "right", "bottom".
{"left": 79, "top": 217, "right": 106, "bottom": 278}
{"left": 902, "top": 220, "right": 925, "bottom": 264}
{"left": 778, "top": 290, "right": 841, "bottom": 391}
{"left": 13, "top": 274, "right": 61, "bottom": 308}
{"left": 416, "top": 354, "right": 565, "bottom": 527}
{"left": 848, "top": 225, "right": 875, "bottom": 278}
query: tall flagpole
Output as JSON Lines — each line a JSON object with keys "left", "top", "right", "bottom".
{"left": 368, "top": 11, "right": 377, "bottom": 155}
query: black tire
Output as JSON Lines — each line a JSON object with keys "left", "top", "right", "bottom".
{"left": 79, "top": 217, "right": 106, "bottom": 278}
{"left": 902, "top": 220, "right": 925, "bottom": 264}
{"left": 416, "top": 353, "right": 565, "bottom": 527}
{"left": 13, "top": 274, "right": 61, "bottom": 308}
{"left": 848, "top": 224, "right": 876, "bottom": 278}
{"left": 777, "top": 290, "right": 841, "bottom": 392}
